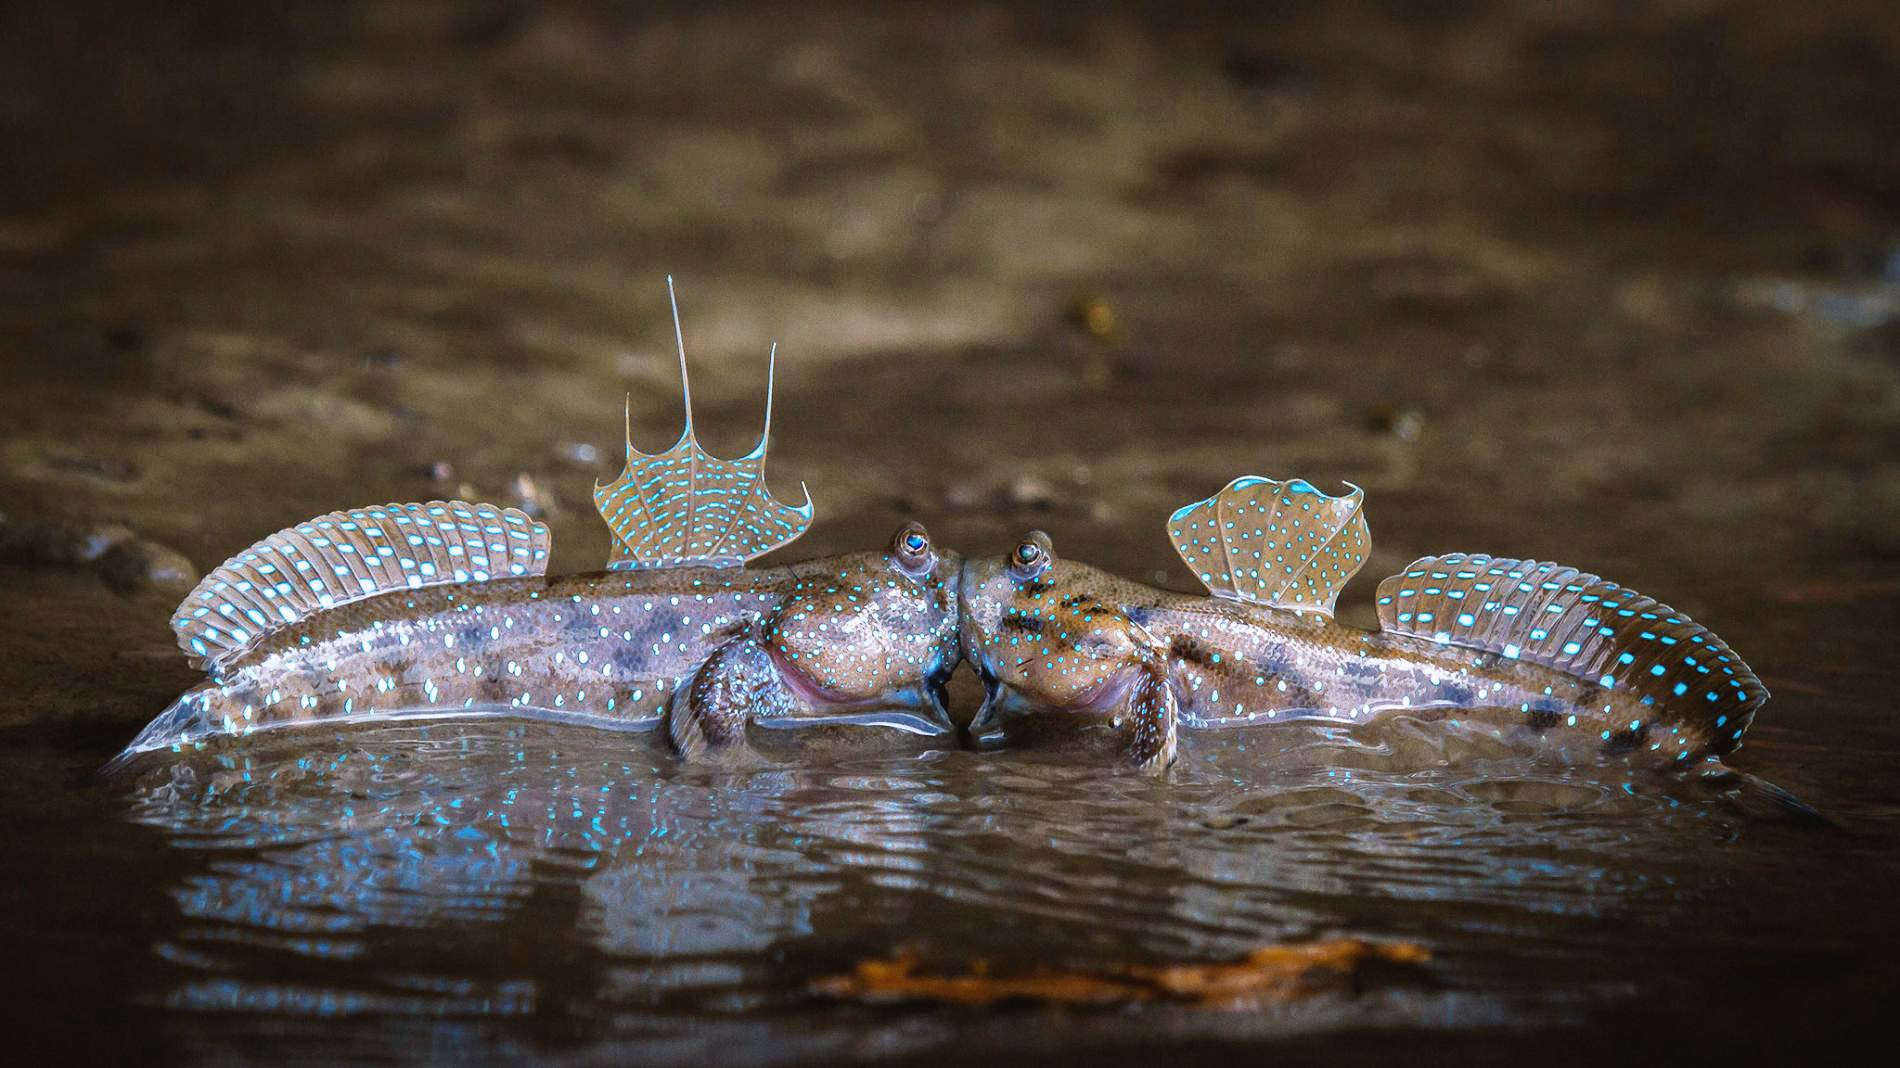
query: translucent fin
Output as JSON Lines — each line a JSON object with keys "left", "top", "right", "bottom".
{"left": 1375, "top": 553, "right": 1768, "bottom": 753}
{"left": 1166, "top": 476, "right": 1369, "bottom": 616}
{"left": 592, "top": 278, "right": 813, "bottom": 570}
{"left": 170, "top": 500, "right": 550, "bottom": 673}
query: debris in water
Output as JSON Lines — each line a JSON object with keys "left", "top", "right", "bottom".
{"left": 812, "top": 939, "right": 1428, "bottom": 1009}
{"left": 1066, "top": 296, "right": 1120, "bottom": 343}
{"left": 512, "top": 472, "right": 557, "bottom": 517}
{"left": 560, "top": 441, "right": 601, "bottom": 466}
{"left": 1365, "top": 404, "right": 1426, "bottom": 441}
{"left": 0, "top": 512, "right": 197, "bottom": 594}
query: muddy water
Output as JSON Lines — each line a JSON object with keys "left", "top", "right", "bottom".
{"left": 4, "top": 1, "right": 1900, "bottom": 1063}
{"left": 89, "top": 720, "right": 1855, "bottom": 1064}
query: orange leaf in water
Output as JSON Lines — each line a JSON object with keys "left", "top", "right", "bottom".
{"left": 812, "top": 939, "right": 1428, "bottom": 1010}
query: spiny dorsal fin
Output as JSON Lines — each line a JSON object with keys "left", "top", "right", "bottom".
{"left": 171, "top": 500, "right": 550, "bottom": 673}
{"left": 1167, "top": 476, "right": 1369, "bottom": 617}
{"left": 592, "top": 277, "right": 813, "bottom": 570}
{"left": 1375, "top": 553, "right": 1767, "bottom": 754}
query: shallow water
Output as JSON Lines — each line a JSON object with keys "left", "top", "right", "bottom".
{"left": 4, "top": 1, "right": 1900, "bottom": 1062}
{"left": 56, "top": 706, "right": 1875, "bottom": 1063}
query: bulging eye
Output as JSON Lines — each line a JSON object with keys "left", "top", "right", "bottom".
{"left": 891, "top": 521, "right": 935, "bottom": 574}
{"left": 1009, "top": 531, "right": 1053, "bottom": 578}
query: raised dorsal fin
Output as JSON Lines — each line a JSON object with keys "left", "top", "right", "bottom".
{"left": 1374, "top": 553, "right": 1767, "bottom": 755}
{"left": 1166, "top": 476, "right": 1369, "bottom": 617}
{"left": 170, "top": 500, "right": 550, "bottom": 672}
{"left": 592, "top": 277, "right": 813, "bottom": 570}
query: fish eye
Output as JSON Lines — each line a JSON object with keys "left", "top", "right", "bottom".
{"left": 891, "top": 521, "right": 935, "bottom": 574}
{"left": 1009, "top": 531, "right": 1053, "bottom": 578}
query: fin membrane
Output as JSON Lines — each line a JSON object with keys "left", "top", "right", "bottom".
{"left": 594, "top": 429, "right": 812, "bottom": 571}
{"left": 1167, "top": 476, "right": 1369, "bottom": 617}
{"left": 171, "top": 500, "right": 550, "bottom": 672}
{"left": 1375, "top": 553, "right": 1767, "bottom": 753}
{"left": 593, "top": 279, "right": 812, "bottom": 570}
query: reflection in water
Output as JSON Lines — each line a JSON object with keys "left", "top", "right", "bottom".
{"left": 123, "top": 718, "right": 1764, "bottom": 1062}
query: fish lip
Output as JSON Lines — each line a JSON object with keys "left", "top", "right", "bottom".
{"left": 770, "top": 647, "right": 958, "bottom": 736}
{"left": 967, "top": 662, "right": 1004, "bottom": 736}
{"left": 751, "top": 706, "right": 954, "bottom": 736}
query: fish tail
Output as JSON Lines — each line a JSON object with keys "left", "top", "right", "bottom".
{"left": 103, "top": 681, "right": 247, "bottom": 770}
{"left": 1694, "top": 761, "right": 1831, "bottom": 826}
{"left": 1375, "top": 554, "right": 1768, "bottom": 758}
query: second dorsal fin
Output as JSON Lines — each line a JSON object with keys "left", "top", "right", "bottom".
{"left": 1166, "top": 476, "right": 1370, "bottom": 616}
{"left": 170, "top": 500, "right": 550, "bottom": 673}
{"left": 592, "top": 278, "right": 813, "bottom": 570}
{"left": 1374, "top": 553, "right": 1768, "bottom": 754}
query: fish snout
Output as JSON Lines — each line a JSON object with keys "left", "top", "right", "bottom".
{"left": 956, "top": 556, "right": 1007, "bottom": 675}
{"left": 957, "top": 556, "right": 1013, "bottom": 734}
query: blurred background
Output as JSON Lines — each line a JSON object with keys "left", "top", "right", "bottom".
{"left": 2, "top": 1, "right": 1897, "bottom": 1063}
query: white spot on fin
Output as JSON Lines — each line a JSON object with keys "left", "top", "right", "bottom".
{"left": 592, "top": 279, "right": 814, "bottom": 571}
{"left": 1165, "top": 475, "right": 1369, "bottom": 617}
{"left": 168, "top": 500, "right": 550, "bottom": 673}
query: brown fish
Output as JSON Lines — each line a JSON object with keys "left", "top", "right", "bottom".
{"left": 116, "top": 282, "right": 960, "bottom": 765}
{"left": 960, "top": 476, "right": 1767, "bottom": 772}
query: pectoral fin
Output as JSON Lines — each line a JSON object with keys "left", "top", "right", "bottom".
{"left": 1120, "top": 655, "right": 1179, "bottom": 772}
{"left": 666, "top": 635, "right": 798, "bottom": 761}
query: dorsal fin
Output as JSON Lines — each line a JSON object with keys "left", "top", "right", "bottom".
{"left": 1166, "top": 476, "right": 1369, "bottom": 616}
{"left": 1375, "top": 553, "right": 1767, "bottom": 754}
{"left": 170, "top": 500, "right": 550, "bottom": 672}
{"left": 592, "top": 278, "right": 813, "bottom": 570}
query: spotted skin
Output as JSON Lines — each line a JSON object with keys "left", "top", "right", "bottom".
{"left": 1166, "top": 475, "right": 1368, "bottom": 616}
{"left": 127, "top": 279, "right": 963, "bottom": 764}
{"left": 123, "top": 540, "right": 962, "bottom": 762}
{"left": 960, "top": 539, "right": 1765, "bottom": 773}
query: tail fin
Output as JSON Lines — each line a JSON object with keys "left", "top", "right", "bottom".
{"left": 1375, "top": 553, "right": 1767, "bottom": 755}
{"left": 170, "top": 500, "right": 550, "bottom": 674}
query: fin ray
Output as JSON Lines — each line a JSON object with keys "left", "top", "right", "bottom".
{"left": 1167, "top": 476, "right": 1370, "bottom": 616}
{"left": 170, "top": 500, "right": 550, "bottom": 673}
{"left": 593, "top": 287, "right": 812, "bottom": 570}
{"left": 1375, "top": 553, "right": 1767, "bottom": 754}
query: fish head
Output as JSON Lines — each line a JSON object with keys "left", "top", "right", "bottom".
{"left": 762, "top": 521, "right": 962, "bottom": 735}
{"left": 959, "top": 530, "right": 1153, "bottom": 739}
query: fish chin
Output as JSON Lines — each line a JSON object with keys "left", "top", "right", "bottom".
{"left": 763, "top": 678, "right": 957, "bottom": 737}
{"left": 968, "top": 663, "right": 1138, "bottom": 743}
{"left": 751, "top": 706, "right": 951, "bottom": 737}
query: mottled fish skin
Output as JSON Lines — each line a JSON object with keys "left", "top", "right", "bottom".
{"left": 961, "top": 549, "right": 1747, "bottom": 772}
{"left": 122, "top": 282, "right": 971, "bottom": 765}
{"left": 126, "top": 542, "right": 961, "bottom": 760}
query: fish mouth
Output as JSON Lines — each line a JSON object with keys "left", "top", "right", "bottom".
{"left": 765, "top": 677, "right": 957, "bottom": 737}
{"left": 966, "top": 661, "right": 1138, "bottom": 742}
{"left": 967, "top": 660, "right": 1005, "bottom": 737}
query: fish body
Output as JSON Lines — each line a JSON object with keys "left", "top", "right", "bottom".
{"left": 960, "top": 477, "right": 1768, "bottom": 771}
{"left": 129, "top": 545, "right": 960, "bottom": 760}
{"left": 117, "top": 281, "right": 962, "bottom": 766}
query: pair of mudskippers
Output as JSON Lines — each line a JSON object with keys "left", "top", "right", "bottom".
{"left": 120, "top": 294, "right": 1768, "bottom": 775}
